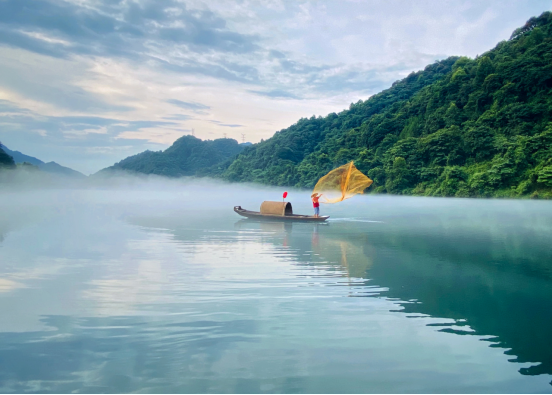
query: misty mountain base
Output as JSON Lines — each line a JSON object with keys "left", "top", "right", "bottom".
{"left": 0, "top": 147, "right": 15, "bottom": 169}
{"left": 100, "top": 136, "right": 247, "bottom": 177}
{"left": 0, "top": 145, "right": 86, "bottom": 178}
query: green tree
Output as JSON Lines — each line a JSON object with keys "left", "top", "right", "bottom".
{"left": 385, "top": 157, "right": 412, "bottom": 193}
{"left": 445, "top": 102, "right": 462, "bottom": 126}
{"left": 476, "top": 56, "right": 494, "bottom": 84}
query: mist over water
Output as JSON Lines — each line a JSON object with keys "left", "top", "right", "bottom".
{"left": 1, "top": 177, "right": 552, "bottom": 393}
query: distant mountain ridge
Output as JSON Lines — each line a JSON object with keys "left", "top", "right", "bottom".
{"left": 98, "top": 135, "right": 246, "bottom": 177}
{"left": 1, "top": 145, "right": 86, "bottom": 178}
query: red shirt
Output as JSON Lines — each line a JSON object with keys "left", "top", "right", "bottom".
{"left": 312, "top": 197, "right": 320, "bottom": 207}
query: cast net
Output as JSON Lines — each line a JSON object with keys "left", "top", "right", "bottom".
{"left": 312, "top": 161, "right": 373, "bottom": 203}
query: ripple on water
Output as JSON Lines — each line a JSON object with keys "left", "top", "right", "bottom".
{"left": 0, "top": 191, "right": 551, "bottom": 392}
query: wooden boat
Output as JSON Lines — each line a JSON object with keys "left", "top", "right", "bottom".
{"left": 234, "top": 201, "right": 329, "bottom": 222}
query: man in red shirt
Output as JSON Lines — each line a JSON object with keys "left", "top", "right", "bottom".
{"left": 311, "top": 193, "right": 322, "bottom": 217}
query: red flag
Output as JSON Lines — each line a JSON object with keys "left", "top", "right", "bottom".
{"left": 283, "top": 191, "right": 288, "bottom": 199}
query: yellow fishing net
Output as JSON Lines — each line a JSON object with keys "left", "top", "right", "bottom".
{"left": 312, "top": 161, "right": 373, "bottom": 203}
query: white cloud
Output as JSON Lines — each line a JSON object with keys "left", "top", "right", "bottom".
{"left": 63, "top": 126, "right": 109, "bottom": 138}
{"left": 20, "top": 30, "right": 73, "bottom": 46}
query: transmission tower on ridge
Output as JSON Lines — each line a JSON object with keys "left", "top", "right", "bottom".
{"left": 241, "top": 134, "right": 245, "bottom": 144}
{"left": 191, "top": 128, "right": 195, "bottom": 137}
{"left": 223, "top": 133, "right": 227, "bottom": 139}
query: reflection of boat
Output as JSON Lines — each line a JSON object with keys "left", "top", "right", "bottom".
{"left": 234, "top": 201, "right": 329, "bottom": 222}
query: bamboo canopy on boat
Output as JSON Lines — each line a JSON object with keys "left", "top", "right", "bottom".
{"left": 260, "top": 201, "right": 293, "bottom": 216}
{"left": 312, "top": 161, "right": 373, "bottom": 204}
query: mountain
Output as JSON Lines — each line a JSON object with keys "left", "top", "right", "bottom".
{"left": 1, "top": 146, "right": 43, "bottom": 166}
{"left": 99, "top": 135, "right": 246, "bottom": 177}
{"left": 1, "top": 145, "right": 86, "bottom": 178}
{"left": 38, "top": 162, "right": 87, "bottom": 178}
{"left": 214, "top": 12, "right": 552, "bottom": 199}
{"left": 0, "top": 146, "right": 16, "bottom": 169}
{"left": 218, "top": 56, "right": 458, "bottom": 185}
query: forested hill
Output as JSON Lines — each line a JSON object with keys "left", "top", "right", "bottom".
{"left": 99, "top": 135, "right": 246, "bottom": 177}
{"left": 0, "top": 146, "right": 15, "bottom": 169}
{"left": 218, "top": 12, "right": 552, "bottom": 198}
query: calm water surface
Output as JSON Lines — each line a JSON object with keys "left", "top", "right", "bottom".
{"left": 1, "top": 181, "right": 552, "bottom": 393}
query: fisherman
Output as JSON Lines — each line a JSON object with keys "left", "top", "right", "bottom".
{"left": 311, "top": 193, "right": 322, "bottom": 217}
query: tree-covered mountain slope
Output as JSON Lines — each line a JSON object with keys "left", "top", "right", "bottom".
{"left": 0, "top": 146, "right": 15, "bottom": 169}
{"left": 219, "top": 12, "right": 552, "bottom": 198}
{"left": 99, "top": 135, "right": 246, "bottom": 177}
{"left": 220, "top": 57, "right": 459, "bottom": 185}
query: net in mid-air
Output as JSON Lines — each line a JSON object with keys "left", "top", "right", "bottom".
{"left": 312, "top": 161, "right": 373, "bottom": 203}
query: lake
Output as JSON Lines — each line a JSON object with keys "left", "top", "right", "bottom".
{"left": 1, "top": 179, "right": 552, "bottom": 393}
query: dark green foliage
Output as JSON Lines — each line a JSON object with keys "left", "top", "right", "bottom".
{"left": 222, "top": 57, "right": 459, "bottom": 187}
{"left": 213, "top": 12, "right": 552, "bottom": 198}
{"left": 0, "top": 146, "right": 15, "bottom": 169}
{"left": 537, "top": 166, "right": 552, "bottom": 186}
{"left": 102, "top": 136, "right": 245, "bottom": 177}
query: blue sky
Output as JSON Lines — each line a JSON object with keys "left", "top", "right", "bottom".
{"left": 0, "top": 0, "right": 550, "bottom": 174}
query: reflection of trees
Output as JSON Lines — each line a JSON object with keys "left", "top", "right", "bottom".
{"left": 362, "top": 221, "right": 552, "bottom": 380}
{"left": 235, "top": 216, "right": 552, "bottom": 382}
{"left": 298, "top": 215, "right": 551, "bottom": 382}
{"left": 131, "top": 213, "right": 552, "bottom": 382}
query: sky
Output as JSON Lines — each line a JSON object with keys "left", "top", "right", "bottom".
{"left": 0, "top": 0, "right": 551, "bottom": 174}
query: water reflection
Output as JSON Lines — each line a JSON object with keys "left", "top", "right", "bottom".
{"left": 0, "top": 315, "right": 260, "bottom": 393}
{"left": 233, "top": 220, "right": 374, "bottom": 283}
{"left": 231, "top": 214, "right": 552, "bottom": 383}
{"left": 0, "top": 193, "right": 551, "bottom": 392}
{"left": 362, "top": 221, "right": 552, "bottom": 379}
{"left": 131, "top": 211, "right": 552, "bottom": 385}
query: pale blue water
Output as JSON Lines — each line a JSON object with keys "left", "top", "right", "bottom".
{"left": 0, "top": 181, "right": 551, "bottom": 393}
